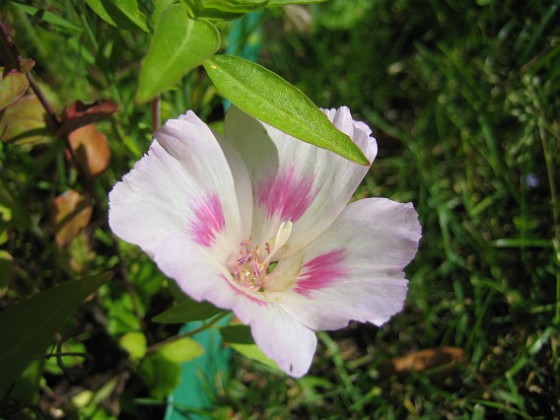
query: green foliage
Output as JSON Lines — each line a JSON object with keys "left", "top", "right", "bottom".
{"left": 136, "top": 4, "right": 221, "bottom": 103}
{"left": 204, "top": 54, "right": 368, "bottom": 164}
{"left": 181, "top": 0, "right": 269, "bottom": 20}
{"left": 85, "top": 0, "right": 149, "bottom": 32}
{"left": 0, "top": 0, "right": 558, "bottom": 418}
{"left": 249, "top": 0, "right": 560, "bottom": 417}
{"left": 152, "top": 298, "right": 224, "bottom": 323}
{"left": 138, "top": 337, "right": 204, "bottom": 399}
{"left": 0, "top": 70, "right": 29, "bottom": 111}
{"left": 267, "top": 0, "right": 326, "bottom": 6}
{"left": 0, "top": 273, "right": 110, "bottom": 395}
{"left": 220, "top": 324, "right": 280, "bottom": 370}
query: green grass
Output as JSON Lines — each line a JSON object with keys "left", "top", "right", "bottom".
{"left": 0, "top": 0, "right": 558, "bottom": 418}
{"left": 251, "top": 0, "right": 560, "bottom": 417}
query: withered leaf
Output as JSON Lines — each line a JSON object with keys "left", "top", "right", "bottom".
{"left": 0, "top": 70, "right": 29, "bottom": 111}
{"left": 379, "top": 346, "right": 464, "bottom": 380}
{"left": 66, "top": 124, "right": 111, "bottom": 177}
{"left": 0, "top": 95, "right": 49, "bottom": 144}
{"left": 57, "top": 100, "right": 118, "bottom": 137}
{"left": 52, "top": 190, "right": 93, "bottom": 247}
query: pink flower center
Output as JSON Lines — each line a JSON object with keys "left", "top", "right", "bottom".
{"left": 232, "top": 241, "right": 271, "bottom": 291}
{"left": 231, "top": 221, "right": 293, "bottom": 292}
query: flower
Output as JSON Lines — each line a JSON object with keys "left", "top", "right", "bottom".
{"left": 109, "top": 106, "right": 421, "bottom": 377}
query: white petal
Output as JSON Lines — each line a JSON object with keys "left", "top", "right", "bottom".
{"left": 224, "top": 106, "right": 377, "bottom": 255}
{"left": 153, "top": 231, "right": 238, "bottom": 308}
{"left": 232, "top": 298, "right": 317, "bottom": 377}
{"left": 271, "top": 198, "right": 421, "bottom": 331}
{"left": 109, "top": 111, "right": 247, "bottom": 259}
{"left": 155, "top": 230, "right": 317, "bottom": 377}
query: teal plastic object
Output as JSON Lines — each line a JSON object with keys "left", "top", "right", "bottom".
{"left": 222, "top": 11, "right": 264, "bottom": 110}
{"left": 163, "top": 316, "right": 232, "bottom": 419}
{"left": 164, "top": 12, "right": 263, "bottom": 420}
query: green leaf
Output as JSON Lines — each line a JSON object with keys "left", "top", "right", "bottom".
{"left": 267, "top": 0, "right": 327, "bottom": 6}
{"left": 0, "top": 71, "right": 29, "bottom": 112}
{"left": 152, "top": 299, "right": 223, "bottom": 324}
{"left": 229, "top": 343, "right": 279, "bottom": 370}
{"left": 195, "top": 0, "right": 268, "bottom": 20}
{"left": 156, "top": 337, "right": 204, "bottom": 363}
{"left": 0, "top": 272, "right": 111, "bottom": 395}
{"left": 149, "top": 0, "right": 176, "bottom": 30}
{"left": 0, "top": 95, "right": 49, "bottom": 144}
{"left": 137, "top": 337, "right": 203, "bottom": 399}
{"left": 203, "top": 55, "right": 369, "bottom": 165}
{"left": 10, "top": 1, "right": 81, "bottom": 31}
{"left": 85, "top": 0, "right": 149, "bottom": 32}
{"left": 220, "top": 324, "right": 280, "bottom": 369}
{"left": 136, "top": 5, "right": 221, "bottom": 103}
{"left": 119, "top": 332, "right": 147, "bottom": 361}
{"left": 220, "top": 324, "right": 253, "bottom": 344}
{"left": 44, "top": 341, "right": 88, "bottom": 375}
{"left": 137, "top": 354, "right": 181, "bottom": 399}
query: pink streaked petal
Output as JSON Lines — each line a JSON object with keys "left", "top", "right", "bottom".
{"left": 154, "top": 231, "right": 237, "bottom": 308}
{"left": 189, "top": 192, "right": 226, "bottom": 247}
{"left": 274, "top": 197, "right": 421, "bottom": 331}
{"left": 225, "top": 106, "right": 378, "bottom": 255}
{"left": 231, "top": 299, "right": 317, "bottom": 377}
{"left": 109, "top": 111, "right": 245, "bottom": 258}
{"left": 255, "top": 166, "right": 316, "bottom": 222}
{"left": 293, "top": 249, "right": 347, "bottom": 297}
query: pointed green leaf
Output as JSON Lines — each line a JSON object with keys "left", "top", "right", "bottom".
{"left": 152, "top": 299, "right": 222, "bottom": 324}
{"left": 203, "top": 54, "right": 369, "bottom": 165}
{"left": 136, "top": 5, "right": 221, "bottom": 103}
{"left": 85, "top": 0, "right": 149, "bottom": 32}
{"left": 0, "top": 273, "right": 112, "bottom": 395}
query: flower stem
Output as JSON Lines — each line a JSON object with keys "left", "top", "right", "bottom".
{"left": 147, "top": 311, "right": 230, "bottom": 354}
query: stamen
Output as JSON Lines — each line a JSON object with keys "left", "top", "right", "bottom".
{"left": 231, "top": 221, "right": 293, "bottom": 293}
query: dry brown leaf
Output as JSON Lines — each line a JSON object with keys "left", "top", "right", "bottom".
{"left": 379, "top": 346, "right": 465, "bottom": 380}
{"left": 58, "top": 100, "right": 118, "bottom": 137}
{"left": 52, "top": 190, "right": 93, "bottom": 247}
{"left": 66, "top": 124, "right": 111, "bottom": 177}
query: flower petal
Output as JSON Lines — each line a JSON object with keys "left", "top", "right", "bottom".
{"left": 153, "top": 230, "right": 238, "bottom": 307}
{"left": 224, "top": 106, "right": 377, "bottom": 256}
{"left": 232, "top": 298, "right": 317, "bottom": 378}
{"left": 269, "top": 197, "right": 421, "bottom": 331}
{"left": 109, "top": 111, "right": 247, "bottom": 259}
{"left": 155, "top": 230, "right": 317, "bottom": 377}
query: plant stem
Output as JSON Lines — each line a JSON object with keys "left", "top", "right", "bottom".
{"left": 147, "top": 311, "right": 230, "bottom": 354}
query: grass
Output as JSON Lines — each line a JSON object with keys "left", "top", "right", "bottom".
{"left": 1, "top": 0, "right": 558, "bottom": 418}
{"left": 250, "top": 0, "right": 560, "bottom": 417}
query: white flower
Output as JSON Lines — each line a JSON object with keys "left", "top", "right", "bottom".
{"left": 109, "top": 106, "right": 421, "bottom": 377}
